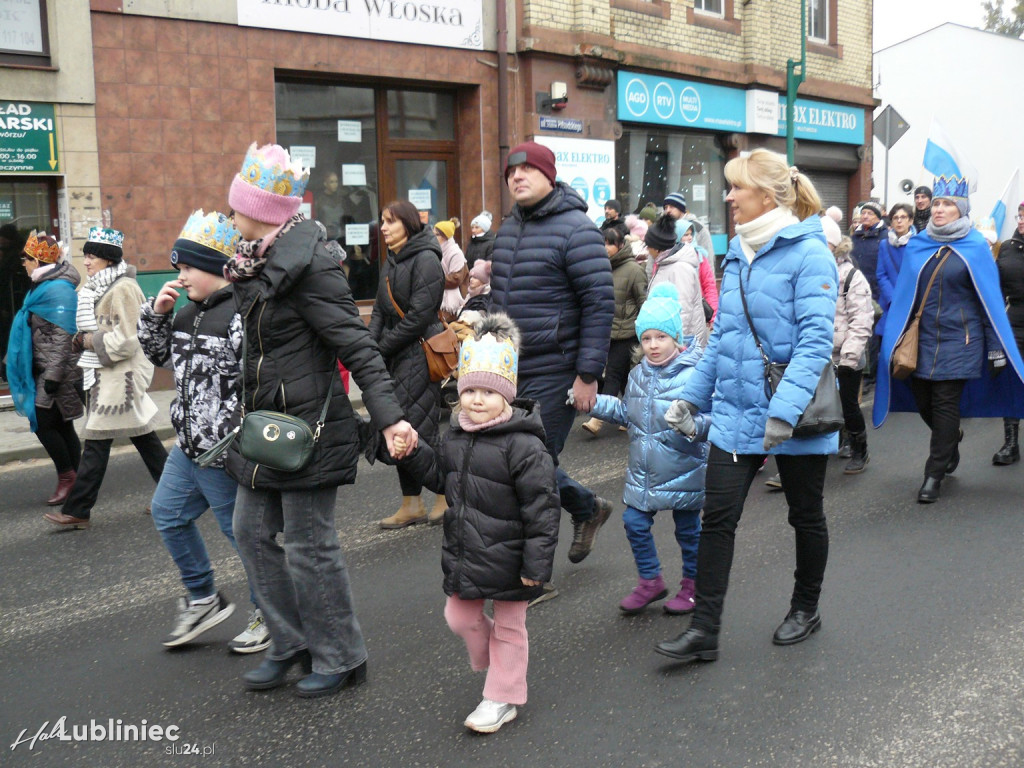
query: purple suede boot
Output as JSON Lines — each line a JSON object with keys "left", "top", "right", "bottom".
{"left": 664, "top": 577, "right": 696, "bottom": 615}
{"left": 619, "top": 575, "right": 668, "bottom": 614}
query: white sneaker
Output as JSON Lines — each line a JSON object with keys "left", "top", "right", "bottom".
{"left": 464, "top": 699, "right": 517, "bottom": 733}
{"left": 163, "top": 592, "right": 235, "bottom": 648}
{"left": 228, "top": 608, "right": 271, "bottom": 654}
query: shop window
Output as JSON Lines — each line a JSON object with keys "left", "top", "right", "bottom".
{"left": 0, "top": 0, "right": 51, "bottom": 67}
{"left": 387, "top": 91, "right": 454, "bottom": 141}
{"left": 275, "top": 81, "right": 380, "bottom": 300}
{"left": 615, "top": 130, "right": 728, "bottom": 263}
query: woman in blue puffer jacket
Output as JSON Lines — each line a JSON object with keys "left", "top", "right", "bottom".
{"left": 655, "top": 148, "right": 838, "bottom": 664}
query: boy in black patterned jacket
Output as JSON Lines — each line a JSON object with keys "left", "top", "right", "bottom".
{"left": 137, "top": 210, "right": 268, "bottom": 654}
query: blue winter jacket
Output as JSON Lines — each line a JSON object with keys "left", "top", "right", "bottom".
{"left": 851, "top": 222, "right": 887, "bottom": 300}
{"left": 682, "top": 216, "right": 839, "bottom": 456}
{"left": 591, "top": 339, "right": 709, "bottom": 512}
{"left": 876, "top": 232, "right": 911, "bottom": 331}
{"left": 489, "top": 183, "right": 614, "bottom": 379}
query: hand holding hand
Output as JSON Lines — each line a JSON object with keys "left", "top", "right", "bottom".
{"left": 571, "top": 376, "right": 598, "bottom": 413}
{"left": 763, "top": 417, "right": 794, "bottom": 451}
{"left": 71, "top": 333, "right": 84, "bottom": 355}
{"left": 988, "top": 351, "right": 1007, "bottom": 379}
{"left": 565, "top": 388, "right": 575, "bottom": 407}
{"left": 43, "top": 379, "right": 59, "bottom": 395}
{"left": 665, "top": 399, "right": 698, "bottom": 437}
{"left": 383, "top": 420, "right": 417, "bottom": 459}
{"left": 81, "top": 332, "right": 94, "bottom": 351}
{"left": 153, "top": 281, "right": 182, "bottom": 315}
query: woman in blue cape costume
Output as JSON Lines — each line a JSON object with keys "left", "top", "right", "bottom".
{"left": 873, "top": 176, "right": 1024, "bottom": 503}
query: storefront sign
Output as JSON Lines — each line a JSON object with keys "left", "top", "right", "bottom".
{"left": 617, "top": 72, "right": 864, "bottom": 146}
{"left": 0, "top": 200, "right": 11, "bottom": 218}
{"left": 539, "top": 116, "right": 583, "bottom": 134}
{"left": 238, "top": 0, "right": 483, "bottom": 51}
{"left": 534, "top": 136, "right": 615, "bottom": 223}
{"left": 0, "top": 101, "right": 59, "bottom": 173}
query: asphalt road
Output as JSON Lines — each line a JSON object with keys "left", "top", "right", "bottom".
{"left": 2, "top": 410, "right": 1023, "bottom": 768}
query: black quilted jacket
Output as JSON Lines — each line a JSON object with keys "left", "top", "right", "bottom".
{"left": 228, "top": 219, "right": 405, "bottom": 490}
{"left": 402, "top": 401, "right": 560, "bottom": 602}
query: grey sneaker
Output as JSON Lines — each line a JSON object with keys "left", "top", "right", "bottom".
{"left": 527, "top": 582, "right": 559, "bottom": 608}
{"left": 464, "top": 698, "right": 518, "bottom": 733}
{"left": 163, "top": 591, "right": 235, "bottom": 648}
{"left": 229, "top": 608, "right": 271, "bottom": 654}
{"left": 567, "top": 496, "right": 614, "bottom": 563}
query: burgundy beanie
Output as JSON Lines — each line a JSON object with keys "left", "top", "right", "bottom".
{"left": 505, "top": 142, "right": 557, "bottom": 186}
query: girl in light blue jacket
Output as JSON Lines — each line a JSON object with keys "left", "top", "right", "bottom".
{"left": 588, "top": 284, "right": 710, "bottom": 615}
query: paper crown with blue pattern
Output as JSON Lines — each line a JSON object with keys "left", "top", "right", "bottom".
{"left": 170, "top": 210, "right": 240, "bottom": 276}
{"left": 457, "top": 313, "right": 521, "bottom": 404}
{"left": 932, "top": 175, "right": 970, "bottom": 202}
{"left": 229, "top": 143, "right": 310, "bottom": 226}
{"left": 86, "top": 226, "right": 125, "bottom": 249}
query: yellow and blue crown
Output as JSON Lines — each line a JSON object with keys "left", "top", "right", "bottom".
{"left": 176, "top": 210, "right": 240, "bottom": 258}
{"left": 238, "top": 143, "right": 309, "bottom": 198}
{"left": 86, "top": 226, "right": 125, "bottom": 249}
{"left": 933, "top": 175, "right": 970, "bottom": 201}
{"left": 458, "top": 334, "right": 518, "bottom": 386}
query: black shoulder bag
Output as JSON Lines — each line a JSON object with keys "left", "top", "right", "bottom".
{"left": 738, "top": 269, "right": 844, "bottom": 438}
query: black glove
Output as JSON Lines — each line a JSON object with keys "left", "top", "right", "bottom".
{"left": 43, "top": 379, "right": 59, "bottom": 395}
{"left": 988, "top": 352, "right": 1007, "bottom": 379}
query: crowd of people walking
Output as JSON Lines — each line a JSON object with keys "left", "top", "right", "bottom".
{"left": 6, "top": 137, "right": 1024, "bottom": 734}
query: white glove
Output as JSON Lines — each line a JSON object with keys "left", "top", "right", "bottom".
{"left": 565, "top": 388, "right": 576, "bottom": 407}
{"left": 666, "top": 400, "right": 698, "bottom": 437}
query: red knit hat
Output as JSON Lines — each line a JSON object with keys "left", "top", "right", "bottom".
{"left": 505, "top": 142, "right": 557, "bottom": 186}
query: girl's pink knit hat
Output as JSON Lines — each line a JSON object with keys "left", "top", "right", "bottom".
{"left": 228, "top": 143, "right": 310, "bottom": 226}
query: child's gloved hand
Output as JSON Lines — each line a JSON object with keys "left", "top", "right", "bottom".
{"left": 565, "top": 388, "right": 576, "bottom": 407}
{"left": 763, "top": 417, "right": 794, "bottom": 450}
{"left": 665, "top": 399, "right": 698, "bottom": 437}
{"left": 989, "top": 351, "right": 1007, "bottom": 379}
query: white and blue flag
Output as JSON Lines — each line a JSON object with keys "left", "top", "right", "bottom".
{"left": 990, "top": 169, "right": 1020, "bottom": 241}
{"left": 922, "top": 119, "right": 979, "bottom": 192}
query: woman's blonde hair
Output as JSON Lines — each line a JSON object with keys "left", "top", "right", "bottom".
{"left": 833, "top": 235, "right": 853, "bottom": 261}
{"left": 724, "top": 148, "right": 822, "bottom": 221}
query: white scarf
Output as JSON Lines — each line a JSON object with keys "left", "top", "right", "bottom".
{"left": 77, "top": 261, "right": 128, "bottom": 389}
{"left": 735, "top": 206, "right": 800, "bottom": 264}
{"left": 888, "top": 228, "right": 913, "bottom": 247}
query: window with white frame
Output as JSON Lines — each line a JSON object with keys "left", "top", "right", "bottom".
{"left": 0, "top": 0, "right": 50, "bottom": 65}
{"left": 694, "top": 0, "right": 724, "bottom": 16}
{"left": 807, "top": 0, "right": 828, "bottom": 42}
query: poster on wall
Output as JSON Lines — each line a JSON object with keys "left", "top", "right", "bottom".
{"left": 533, "top": 136, "right": 616, "bottom": 223}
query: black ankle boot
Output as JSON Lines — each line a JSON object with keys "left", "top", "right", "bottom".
{"left": 242, "top": 649, "right": 312, "bottom": 691}
{"left": 993, "top": 419, "right": 1020, "bottom": 465}
{"left": 843, "top": 431, "right": 869, "bottom": 474}
{"left": 918, "top": 476, "right": 941, "bottom": 503}
{"left": 654, "top": 627, "right": 719, "bottom": 662}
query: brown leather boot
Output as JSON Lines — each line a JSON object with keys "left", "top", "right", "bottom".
{"left": 47, "top": 470, "right": 76, "bottom": 506}
{"left": 379, "top": 496, "right": 427, "bottom": 529}
{"left": 580, "top": 418, "right": 603, "bottom": 436}
{"left": 428, "top": 494, "right": 447, "bottom": 526}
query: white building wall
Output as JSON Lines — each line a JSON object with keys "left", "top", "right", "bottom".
{"left": 873, "top": 24, "right": 1024, "bottom": 222}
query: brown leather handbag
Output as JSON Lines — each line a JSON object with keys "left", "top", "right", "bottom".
{"left": 386, "top": 277, "right": 460, "bottom": 382}
{"left": 891, "top": 248, "right": 951, "bottom": 380}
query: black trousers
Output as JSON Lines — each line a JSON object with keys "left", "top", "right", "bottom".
{"left": 836, "top": 365, "right": 866, "bottom": 434}
{"left": 601, "top": 338, "right": 636, "bottom": 399}
{"left": 908, "top": 377, "right": 966, "bottom": 480}
{"left": 691, "top": 446, "right": 829, "bottom": 633}
{"left": 34, "top": 404, "right": 81, "bottom": 474}
{"left": 62, "top": 432, "right": 168, "bottom": 519}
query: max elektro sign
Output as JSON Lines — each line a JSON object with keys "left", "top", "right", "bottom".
{"left": 617, "top": 71, "right": 864, "bottom": 145}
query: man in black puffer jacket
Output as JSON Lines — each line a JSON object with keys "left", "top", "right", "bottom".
{"left": 489, "top": 141, "right": 616, "bottom": 566}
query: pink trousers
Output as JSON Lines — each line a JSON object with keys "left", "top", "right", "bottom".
{"left": 444, "top": 596, "right": 529, "bottom": 706}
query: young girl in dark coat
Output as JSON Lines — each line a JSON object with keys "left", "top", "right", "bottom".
{"left": 396, "top": 313, "right": 559, "bottom": 734}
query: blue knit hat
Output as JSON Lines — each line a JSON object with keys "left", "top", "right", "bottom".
{"left": 663, "top": 192, "right": 688, "bottom": 213}
{"left": 636, "top": 283, "right": 683, "bottom": 343}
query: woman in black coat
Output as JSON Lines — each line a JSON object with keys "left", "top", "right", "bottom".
{"left": 370, "top": 199, "right": 447, "bottom": 528}
{"left": 994, "top": 202, "right": 1024, "bottom": 464}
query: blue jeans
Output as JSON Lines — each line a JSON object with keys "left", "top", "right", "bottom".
{"left": 233, "top": 485, "right": 366, "bottom": 675}
{"left": 623, "top": 505, "right": 701, "bottom": 581}
{"left": 517, "top": 371, "right": 596, "bottom": 521}
{"left": 150, "top": 445, "right": 253, "bottom": 604}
